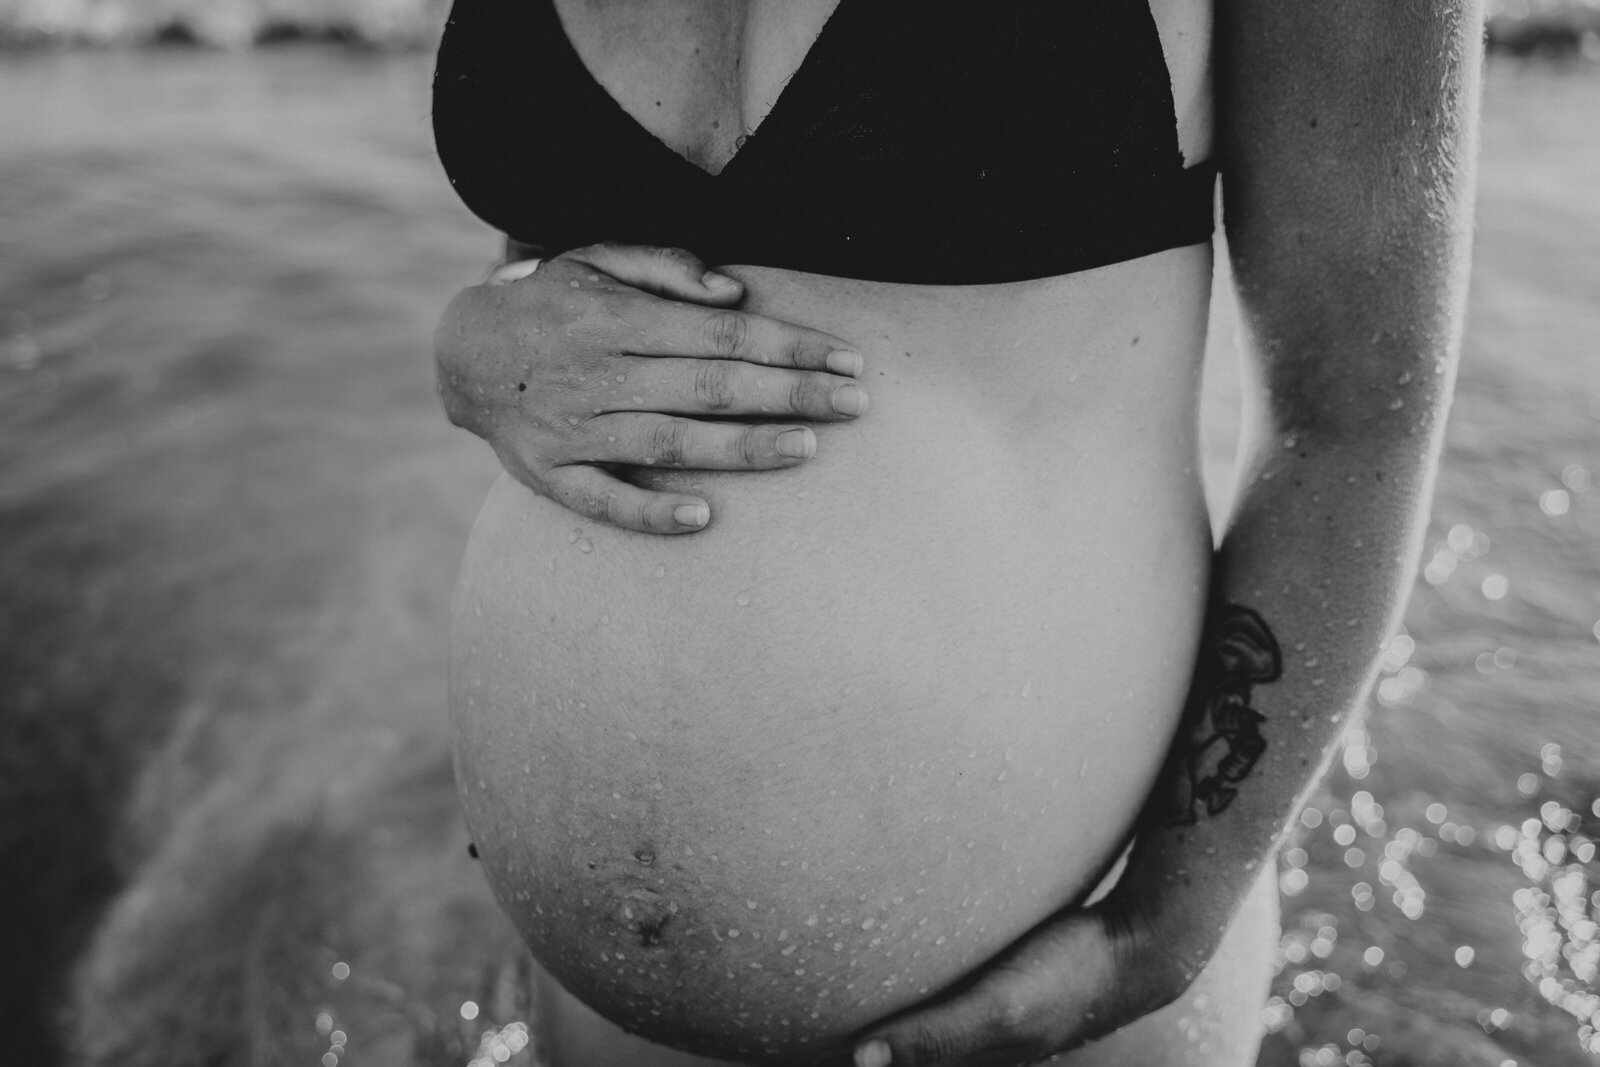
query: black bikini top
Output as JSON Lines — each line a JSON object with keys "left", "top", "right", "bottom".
{"left": 433, "top": 0, "right": 1215, "bottom": 286}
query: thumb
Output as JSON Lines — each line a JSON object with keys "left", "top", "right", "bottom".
{"left": 570, "top": 242, "right": 744, "bottom": 305}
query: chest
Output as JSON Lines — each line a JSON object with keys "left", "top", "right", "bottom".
{"left": 549, "top": 0, "right": 841, "bottom": 174}
{"left": 549, "top": 0, "right": 1213, "bottom": 172}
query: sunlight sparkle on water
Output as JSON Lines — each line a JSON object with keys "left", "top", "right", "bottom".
{"left": 1540, "top": 489, "right": 1571, "bottom": 516}
{"left": 467, "top": 1021, "right": 532, "bottom": 1067}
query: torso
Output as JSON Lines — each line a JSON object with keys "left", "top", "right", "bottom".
{"left": 449, "top": 3, "right": 1219, "bottom": 1061}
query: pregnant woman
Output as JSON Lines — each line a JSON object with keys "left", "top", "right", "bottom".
{"left": 433, "top": 1, "right": 1484, "bottom": 1063}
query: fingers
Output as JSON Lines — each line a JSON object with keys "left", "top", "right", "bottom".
{"left": 558, "top": 244, "right": 864, "bottom": 374}
{"left": 600, "top": 357, "right": 868, "bottom": 421}
{"left": 581, "top": 413, "right": 819, "bottom": 470}
{"left": 856, "top": 985, "right": 1044, "bottom": 1067}
{"left": 566, "top": 242, "right": 745, "bottom": 306}
{"left": 629, "top": 303, "right": 863, "bottom": 375}
{"left": 854, "top": 914, "right": 1126, "bottom": 1067}
{"left": 541, "top": 464, "right": 710, "bottom": 535}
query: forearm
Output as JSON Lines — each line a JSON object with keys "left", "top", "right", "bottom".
{"left": 1118, "top": 0, "right": 1486, "bottom": 958}
{"left": 1123, "top": 430, "right": 1444, "bottom": 946}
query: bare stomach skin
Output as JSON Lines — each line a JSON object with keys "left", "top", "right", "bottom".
{"left": 450, "top": 244, "right": 1216, "bottom": 1063}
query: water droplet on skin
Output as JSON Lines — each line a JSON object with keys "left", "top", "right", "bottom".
{"left": 1389, "top": 398, "right": 1405, "bottom": 410}
{"left": 736, "top": 594, "right": 751, "bottom": 607}
{"left": 576, "top": 537, "right": 593, "bottom": 553}
{"left": 1397, "top": 371, "right": 1413, "bottom": 384}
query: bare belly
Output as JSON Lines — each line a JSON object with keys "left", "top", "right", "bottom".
{"left": 450, "top": 245, "right": 1215, "bottom": 1062}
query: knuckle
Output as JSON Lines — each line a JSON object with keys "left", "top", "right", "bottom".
{"left": 985, "top": 988, "right": 1036, "bottom": 1034}
{"left": 636, "top": 503, "right": 671, "bottom": 533}
{"left": 572, "top": 481, "right": 610, "bottom": 521}
{"left": 777, "top": 334, "right": 809, "bottom": 368}
{"left": 734, "top": 425, "right": 768, "bottom": 466}
{"left": 787, "top": 373, "right": 816, "bottom": 414}
{"left": 648, "top": 419, "right": 689, "bottom": 467}
{"left": 650, "top": 245, "right": 694, "bottom": 271}
{"left": 703, "top": 310, "right": 750, "bottom": 358}
{"left": 907, "top": 1026, "right": 965, "bottom": 1064}
{"left": 602, "top": 490, "right": 648, "bottom": 531}
{"left": 693, "top": 360, "right": 738, "bottom": 410}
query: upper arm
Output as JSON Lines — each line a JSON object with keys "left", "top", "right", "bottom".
{"left": 1217, "top": 0, "right": 1485, "bottom": 442}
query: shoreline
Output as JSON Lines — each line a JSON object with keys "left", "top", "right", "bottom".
{"left": 0, "top": 1, "right": 1597, "bottom": 55}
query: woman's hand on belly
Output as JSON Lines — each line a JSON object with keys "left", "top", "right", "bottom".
{"left": 434, "top": 242, "right": 867, "bottom": 533}
{"left": 850, "top": 890, "right": 1187, "bottom": 1067}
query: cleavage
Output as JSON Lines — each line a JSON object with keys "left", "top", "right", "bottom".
{"left": 549, "top": 0, "right": 841, "bottom": 175}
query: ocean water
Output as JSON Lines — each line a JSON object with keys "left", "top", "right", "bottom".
{"left": 0, "top": 48, "right": 1596, "bottom": 1067}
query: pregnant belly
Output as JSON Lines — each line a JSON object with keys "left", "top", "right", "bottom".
{"left": 450, "top": 256, "right": 1214, "bottom": 1062}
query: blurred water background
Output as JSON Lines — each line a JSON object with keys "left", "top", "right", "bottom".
{"left": 1, "top": 7, "right": 1598, "bottom": 1067}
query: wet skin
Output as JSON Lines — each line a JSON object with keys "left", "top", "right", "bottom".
{"left": 450, "top": 245, "right": 1223, "bottom": 1061}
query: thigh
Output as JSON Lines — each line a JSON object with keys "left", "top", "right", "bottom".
{"left": 1046, "top": 863, "right": 1279, "bottom": 1067}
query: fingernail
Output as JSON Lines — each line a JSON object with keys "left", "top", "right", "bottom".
{"left": 702, "top": 271, "right": 740, "bottom": 295}
{"left": 827, "top": 349, "right": 864, "bottom": 376}
{"left": 674, "top": 502, "right": 710, "bottom": 528}
{"left": 855, "top": 1039, "right": 892, "bottom": 1067}
{"left": 775, "top": 428, "right": 816, "bottom": 459}
{"left": 831, "top": 383, "right": 868, "bottom": 416}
